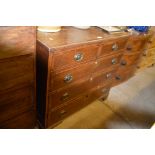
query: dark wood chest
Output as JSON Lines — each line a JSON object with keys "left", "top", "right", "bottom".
{"left": 36, "top": 26, "right": 149, "bottom": 128}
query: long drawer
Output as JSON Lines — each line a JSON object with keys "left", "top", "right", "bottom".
{"left": 94, "top": 53, "right": 122, "bottom": 73}
{"left": 51, "top": 45, "right": 99, "bottom": 70}
{"left": 48, "top": 84, "right": 110, "bottom": 128}
{"left": 50, "top": 61, "right": 96, "bottom": 91}
{"left": 0, "top": 55, "right": 34, "bottom": 92}
{"left": 0, "top": 86, "right": 34, "bottom": 124}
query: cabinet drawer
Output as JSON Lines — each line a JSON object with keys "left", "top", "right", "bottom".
{"left": 0, "top": 86, "right": 34, "bottom": 124}
{"left": 86, "top": 85, "right": 110, "bottom": 104}
{"left": 89, "top": 69, "right": 115, "bottom": 88}
{"left": 94, "top": 53, "right": 122, "bottom": 72}
{"left": 0, "top": 110, "right": 36, "bottom": 129}
{"left": 49, "top": 78, "right": 89, "bottom": 109}
{"left": 48, "top": 95, "right": 86, "bottom": 127}
{"left": 0, "top": 55, "right": 34, "bottom": 92}
{"left": 113, "top": 66, "right": 136, "bottom": 86}
{"left": 50, "top": 61, "right": 95, "bottom": 91}
{"left": 98, "top": 38, "right": 127, "bottom": 57}
{"left": 125, "top": 36, "right": 147, "bottom": 53}
{"left": 119, "top": 52, "right": 142, "bottom": 67}
{"left": 52, "top": 45, "right": 99, "bottom": 70}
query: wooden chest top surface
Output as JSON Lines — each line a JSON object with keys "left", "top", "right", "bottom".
{"left": 37, "top": 26, "right": 129, "bottom": 51}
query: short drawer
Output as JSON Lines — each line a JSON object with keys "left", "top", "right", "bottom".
{"left": 125, "top": 36, "right": 148, "bottom": 53}
{"left": 0, "top": 55, "right": 34, "bottom": 92}
{"left": 86, "top": 85, "right": 110, "bottom": 104}
{"left": 0, "top": 86, "right": 34, "bottom": 124}
{"left": 49, "top": 78, "right": 89, "bottom": 109}
{"left": 98, "top": 38, "right": 127, "bottom": 57}
{"left": 48, "top": 95, "right": 86, "bottom": 127}
{"left": 50, "top": 61, "right": 95, "bottom": 91}
{"left": 52, "top": 45, "right": 99, "bottom": 70}
{"left": 94, "top": 53, "right": 122, "bottom": 73}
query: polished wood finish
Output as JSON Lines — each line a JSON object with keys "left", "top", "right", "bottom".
{"left": 0, "top": 27, "right": 36, "bottom": 129}
{"left": 37, "top": 26, "right": 148, "bottom": 128}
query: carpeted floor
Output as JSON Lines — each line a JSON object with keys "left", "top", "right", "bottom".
{"left": 54, "top": 66, "right": 155, "bottom": 129}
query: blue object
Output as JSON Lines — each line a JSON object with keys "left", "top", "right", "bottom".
{"left": 127, "top": 26, "right": 149, "bottom": 32}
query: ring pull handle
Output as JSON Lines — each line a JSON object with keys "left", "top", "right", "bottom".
{"left": 64, "top": 74, "right": 73, "bottom": 83}
{"left": 112, "top": 43, "right": 119, "bottom": 51}
{"left": 60, "top": 110, "right": 67, "bottom": 117}
{"left": 111, "top": 58, "right": 117, "bottom": 64}
{"left": 61, "top": 92, "right": 69, "bottom": 101}
{"left": 74, "top": 53, "right": 83, "bottom": 61}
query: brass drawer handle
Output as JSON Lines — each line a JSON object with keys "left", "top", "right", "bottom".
{"left": 116, "top": 75, "right": 121, "bottom": 80}
{"left": 112, "top": 43, "right": 119, "bottom": 51}
{"left": 64, "top": 74, "right": 73, "bottom": 83}
{"left": 126, "top": 45, "right": 132, "bottom": 51}
{"left": 74, "top": 53, "right": 83, "bottom": 61}
{"left": 60, "top": 110, "right": 67, "bottom": 117}
{"left": 106, "top": 73, "right": 112, "bottom": 78}
{"left": 61, "top": 92, "right": 69, "bottom": 101}
{"left": 120, "top": 60, "right": 127, "bottom": 66}
{"left": 101, "top": 88, "right": 108, "bottom": 93}
{"left": 111, "top": 58, "right": 117, "bottom": 64}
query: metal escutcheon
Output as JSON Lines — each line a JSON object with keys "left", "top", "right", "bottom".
{"left": 111, "top": 58, "right": 117, "bottom": 64}
{"left": 112, "top": 43, "right": 118, "bottom": 51}
{"left": 64, "top": 74, "right": 73, "bottom": 83}
{"left": 74, "top": 53, "right": 83, "bottom": 61}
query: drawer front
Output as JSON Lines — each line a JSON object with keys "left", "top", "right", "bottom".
{"left": 0, "top": 110, "right": 36, "bottom": 129}
{"left": 94, "top": 53, "right": 122, "bottom": 72}
{"left": 125, "top": 37, "right": 147, "bottom": 53}
{"left": 98, "top": 38, "right": 127, "bottom": 57}
{"left": 48, "top": 95, "right": 86, "bottom": 127}
{"left": 119, "top": 52, "right": 142, "bottom": 67}
{"left": 112, "top": 66, "right": 136, "bottom": 86}
{"left": 0, "top": 55, "right": 34, "bottom": 92}
{"left": 0, "top": 27, "right": 35, "bottom": 60}
{"left": 50, "top": 61, "right": 95, "bottom": 91}
{"left": 86, "top": 85, "right": 110, "bottom": 104}
{"left": 89, "top": 69, "right": 115, "bottom": 88}
{"left": 49, "top": 78, "right": 89, "bottom": 109}
{"left": 0, "top": 86, "right": 34, "bottom": 124}
{"left": 52, "top": 45, "right": 99, "bottom": 70}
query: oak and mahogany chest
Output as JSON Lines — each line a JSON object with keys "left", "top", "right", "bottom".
{"left": 36, "top": 26, "right": 149, "bottom": 128}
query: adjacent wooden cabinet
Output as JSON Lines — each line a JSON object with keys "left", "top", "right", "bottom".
{"left": 0, "top": 27, "right": 36, "bottom": 129}
{"left": 36, "top": 26, "right": 149, "bottom": 128}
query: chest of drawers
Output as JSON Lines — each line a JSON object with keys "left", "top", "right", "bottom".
{"left": 36, "top": 26, "right": 148, "bottom": 128}
{"left": 0, "top": 27, "right": 36, "bottom": 128}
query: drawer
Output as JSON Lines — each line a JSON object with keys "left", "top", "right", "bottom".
{"left": 0, "top": 86, "right": 34, "bottom": 124}
{"left": 0, "top": 110, "right": 36, "bottom": 129}
{"left": 112, "top": 66, "right": 136, "bottom": 86}
{"left": 119, "top": 52, "right": 142, "bottom": 67}
{"left": 94, "top": 53, "right": 122, "bottom": 72}
{"left": 125, "top": 36, "right": 147, "bottom": 53}
{"left": 98, "top": 38, "right": 127, "bottom": 57}
{"left": 48, "top": 95, "right": 86, "bottom": 127}
{"left": 52, "top": 45, "right": 99, "bottom": 70}
{"left": 86, "top": 84, "right": 110, "bottom": 104}
{"left": 50, "top": 61, "right": 96, "bottom": 91}
{"left": 89, "top": 68, "right": 115, "bottom": 88}
{"left": 0, "top": 55, "right": 34, "bottom": 92}
{"left": 49, "top": 78, "right": 90, "bottom": 109}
